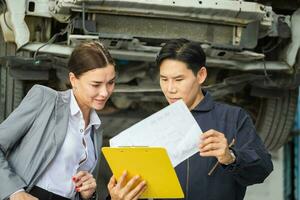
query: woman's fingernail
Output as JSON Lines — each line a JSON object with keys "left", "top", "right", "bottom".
{"left": 72, "top": 177, "right": 77, "bottom": 182}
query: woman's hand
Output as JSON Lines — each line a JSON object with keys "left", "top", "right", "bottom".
{"left": 73, "top": 171, "right": 97, "bottom": 200}
{"left": 10, "top": 191, "right": 38, "bottom": 200}
{"left": 108, "top": 171, "right": 147, "bottom": 200}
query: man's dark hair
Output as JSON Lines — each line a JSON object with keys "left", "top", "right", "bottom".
{"left": 156, "top": 38, "right": 206, "bottom": 75}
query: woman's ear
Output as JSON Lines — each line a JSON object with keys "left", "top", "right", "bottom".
{"left": 197, "top": 67, "right": 207, "bottom": 84}
{"left": 69, "top": 72, "right": 77, "bottom": 89}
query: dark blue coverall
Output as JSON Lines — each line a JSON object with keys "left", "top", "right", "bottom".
{"left": 170, "top": 91, "right": 273, "bottom": 200}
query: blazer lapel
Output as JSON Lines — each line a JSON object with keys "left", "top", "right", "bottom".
{"left": 93, "top": 127, "right": 103, "bottom": 159}
{"left": 92, "top": 126, "right": 103, "bottom": 178}
{"left": 54, "top": 90, "right": 71, "bottom": 150}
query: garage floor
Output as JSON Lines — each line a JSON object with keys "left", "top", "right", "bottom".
{"left": 245, "top": 147, "right": 284, "bottom": 200}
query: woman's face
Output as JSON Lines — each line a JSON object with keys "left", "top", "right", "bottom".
{"left": 70, "top": 64, "right": 116, "bottom": 111}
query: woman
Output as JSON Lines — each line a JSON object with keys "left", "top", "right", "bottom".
{"left": 0, "top": 41, "right": 146, "bottom": 200}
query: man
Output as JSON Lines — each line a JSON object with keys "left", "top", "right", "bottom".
{"left": 156, "top": 39, "right": 273, "bottom": 200}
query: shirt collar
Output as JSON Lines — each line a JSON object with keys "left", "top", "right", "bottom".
{"left": 192, "top": 90, "right": 215, "bottom": 112}
{"left": 70, "top": 90, "right": 101, "bottom": 129}
{"left": 70, "top": 90, "right": 80, "bottom": 116}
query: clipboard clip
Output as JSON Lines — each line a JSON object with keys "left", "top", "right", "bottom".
{"left": 116, "top": 146, "right": 149, "bottom": 147}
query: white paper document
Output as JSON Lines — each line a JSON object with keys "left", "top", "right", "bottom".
{"left": 109, "top": 100, "right": 202, "bottom": 167}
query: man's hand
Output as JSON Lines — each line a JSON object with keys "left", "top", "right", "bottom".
{"left": 73, "top": 171, "right": 97, "bottom": 200}
{"left": 108, "top": 171, "right": 147, "bottom": 200}
{"left": 199, "top": 129, "right": 235, "bottom": 165}
{"left": 10, "top": 191, "right": 38, "bottom": 200}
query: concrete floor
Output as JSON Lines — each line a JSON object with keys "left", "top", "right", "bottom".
{"left": 245, "top": 147, "right": 284, "bottom": 200}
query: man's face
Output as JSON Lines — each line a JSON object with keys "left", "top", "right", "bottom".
{"left": 159, "top": 59, "right": 206, "bottom": 110}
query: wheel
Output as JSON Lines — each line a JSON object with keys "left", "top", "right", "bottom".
{"left": 225, "top": 87, "right": 298, "bottom": 151}
{"left": 256, "top": 89, "right": 298, "bottom": 151}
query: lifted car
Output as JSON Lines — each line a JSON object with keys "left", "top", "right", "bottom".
{"left": 0, "top": 0, "right": 300, "bottom": 151}
{"left": 1, "top": 0, "right": 300, "bottom": 198}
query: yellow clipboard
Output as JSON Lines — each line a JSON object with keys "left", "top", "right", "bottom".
{"left": 102, "top": 147, "right": 184, "bottom": 199}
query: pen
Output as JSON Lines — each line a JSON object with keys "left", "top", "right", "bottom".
{"left": 208, "top": 138, "right": 235, "bottom": 176}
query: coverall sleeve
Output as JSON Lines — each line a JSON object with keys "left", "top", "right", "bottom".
{"left": 223, "top": 109, "right": 274, "bottom": 186}
{"left": 0, "top": 85, "right": 44, "bottom": 199}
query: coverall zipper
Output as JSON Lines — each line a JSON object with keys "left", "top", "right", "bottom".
{"left": 186, "top": 158, "right": 190, "bottom": 200}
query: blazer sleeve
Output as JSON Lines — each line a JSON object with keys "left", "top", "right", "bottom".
{"left": 223, "top": 109, "right": 274, "bottom": 186}
{"left": 0, "top": 85, "right": 44, "bottom": 199}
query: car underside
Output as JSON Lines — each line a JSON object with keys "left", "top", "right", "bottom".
{"left": 1, "top": 0, "right": 300, "bottom": 198}
{"left": 1, "top": 0, "right": 300, "bottom": 151}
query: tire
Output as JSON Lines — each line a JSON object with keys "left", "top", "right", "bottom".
{"left": 0, "top": 29, "right": 24, "bottom": 122}
{"left": 255, "top": 89, "right": 298, "bottom": 151}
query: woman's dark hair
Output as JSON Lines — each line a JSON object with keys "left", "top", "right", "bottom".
{"left": 156, "top": 38, "right": 206, "bottom": 75}
{"left": 68, "top": 41, "right": 115, "bottom": 78}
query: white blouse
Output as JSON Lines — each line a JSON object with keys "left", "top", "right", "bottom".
{"left": 36, "top": 90, "right": 101, "bottom": 198}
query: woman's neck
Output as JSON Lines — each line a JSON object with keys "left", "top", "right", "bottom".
{"left": 73, "top": 92, "right": 91, "bottom": 129}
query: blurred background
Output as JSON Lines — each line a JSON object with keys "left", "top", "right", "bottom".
{"left": 1, "top": 0, "right": 300, "bottom": 199}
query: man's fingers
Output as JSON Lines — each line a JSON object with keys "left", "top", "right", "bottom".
{"left": 127, "top": 180, "right": 147, "bottom": 199}
{"left": 131, "top": 182, "right": 147, "bottom": 200}
{"left": 201, "top": 129, "right": 217, "bottom": 138}
{"left": 107, "top": 173, "right": 147, "bottom": 200}
{"left": 201, "top": 129, "right": 224, "bottom": 140}
{"left": 121, "top": 175, "right": 141, "bottom": 194}
{"left": 108, "top": 176, "right": 117, "bottom": 190}
{"left": 116, "top": 170, "right": 128, "bottom": 189}
{"left": 200, "top": 141, "right": 228, "bottom": 152}
{"left": 200, "top": 150, "right": 218, "bottom": 157}
{"left": 200, "top": 142, "right": 220, "bottom": 152}
{"left": 200, "top": 149, "right": 225, "bottom": 157}
{"left": 199, "top": 136, "right": 220, "bottom": 148}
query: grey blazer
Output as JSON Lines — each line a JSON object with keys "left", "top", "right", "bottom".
{"left": 0, "top": 85, "right": 103, "bottom": 200}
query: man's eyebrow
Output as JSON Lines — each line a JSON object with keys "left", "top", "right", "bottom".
{"left": 173, "top": 75, "right": 184, "bottom": 79}
{"left": 160, "top": 75, "right": 184, "bottom": 78}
